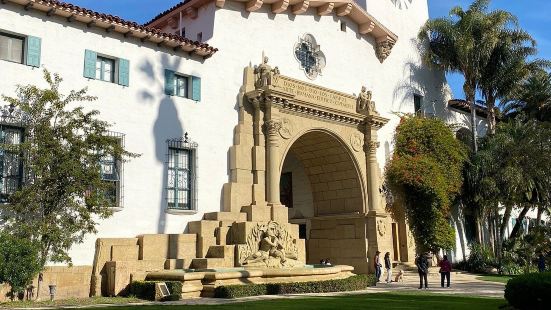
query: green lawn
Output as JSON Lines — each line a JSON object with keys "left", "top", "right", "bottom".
{"left": 476, "top": 274, "right": 515, "bottom": 284}
{"left": 63, "top": 293, "right": 505, "bottom": 310}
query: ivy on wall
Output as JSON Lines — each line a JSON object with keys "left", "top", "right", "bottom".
{"left": 386, "top": 115, "right": 468, "bottom": 253}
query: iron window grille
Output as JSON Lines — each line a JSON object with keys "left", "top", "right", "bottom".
{"left": 166, "top": 133, "right": 198, "bottom": 211}
{"left": 0, "top": 104, "right": 29, "bottom": 203}
{"left": 100, "top": 131, "right": 125, "bottom": 209}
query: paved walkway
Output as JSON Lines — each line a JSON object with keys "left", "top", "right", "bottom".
{"left": 7, "top": 272, "right": 505, "bottom": 309}
{"left": 369, "top": 270, "right": 505, "bottom": 298}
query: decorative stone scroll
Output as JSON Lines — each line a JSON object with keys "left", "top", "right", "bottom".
{"left": 279, "top": 118, "right": 294, "bottom": 139}
{"left": 376, "top": 37, "right": 396, "bottom": 63}
{"left": 377, "top": 219, "right": 387, "bottom": 237}
{"left": 350, "top": 133, "right": 363, "bottom": 152}
{"left": 239, "top": 221, "right": 303, "bottom": 268}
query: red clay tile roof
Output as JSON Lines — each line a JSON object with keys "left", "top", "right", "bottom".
{"left": 144, "top": 0, "right": 192, "bottom": 27}
{"left": 9, "top": 0, "right": 217, "bottom": 55}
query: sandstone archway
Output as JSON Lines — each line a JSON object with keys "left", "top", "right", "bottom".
{"left": 222, "top": 63, "right": 416, "bottom": 273}
{"left": 280, "top": 130, "right": 366, "bottom": 266}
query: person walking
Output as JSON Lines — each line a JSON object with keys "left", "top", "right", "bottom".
{"left": 415, "top": 252, "right": 429, "bottom": 289}
{"left": 384, "top": 252, "right": 392, "bottom": 283}
{"left": 439, "top": 255, "right": 452, "bottom": 288}
{"left": 374, "top": 251, "right": 382, "bottom": 282}
{"left": 538, "top": 253, "right": 546, "bottom": 272}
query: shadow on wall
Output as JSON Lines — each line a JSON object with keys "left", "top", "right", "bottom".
{"left": 392, "top": 38, "right": 456, "bottom": 124}
{"left": 138, "top": 54, "right": 185, "bottom": 234}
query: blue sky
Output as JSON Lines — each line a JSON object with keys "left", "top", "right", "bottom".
{"left": 67, "top": 0, "right": 550, "bottom": 99}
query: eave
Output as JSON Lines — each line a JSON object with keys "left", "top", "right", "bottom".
{"left": 2, "top": 0, "right": 219, "bottom": 58}
{"left": 146, "top": 0, "right": 398, "bottom": 63}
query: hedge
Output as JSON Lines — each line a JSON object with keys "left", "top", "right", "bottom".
{"left": 213, "top": 274, "right": 376, "bottom": 298}
{"left": 505, "top": 272, "right": 551, "bottom": 310}
{"left": 129, "top": 281, "right": 182, "bottom": 301}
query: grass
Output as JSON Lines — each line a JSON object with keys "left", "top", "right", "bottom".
{"left": 0, "top": 296, "right": 146, "bottom": 308}
{"left": 476, "top": 274, "right": 516, "bottom": 284}
{"left": 5, "top": 292, "right": 503, "bottom": 310}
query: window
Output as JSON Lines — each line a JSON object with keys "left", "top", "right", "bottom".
{"left": 414, "top": 94, "right": 423, "bottom": 114}
{"left": 180, "top": 27, "right": 186, "bottom": 38}
{"left": 340, "top": 21, "right": 347, "bottom": 32}
{"left": 84, "top": 50, "right": 129, "bottom": 86}
{"left": 96, "top": 56, "right": 115, "bottom": 82}
{"left": 100, "top": 132, "right": 125, "bottom": 209}
{"left": 164, "top": 69, "right": 201, "bottom": 101}
{"left": 0, "top": 32, "right": 24, "bottom": 63}
{"left": 0, "top": 31, "right": 41, "bottom": 67}
{"left": 197, "top": 32, "right": 202, "bottom": 42}
{"left": 166, "top": 134, "right": 197, "bottom": 211}
{"left": 0, "top": 126, "right": 24, "bottom": 202}
{"left": 175, "top": 75, "right": 189, "bottom": 98}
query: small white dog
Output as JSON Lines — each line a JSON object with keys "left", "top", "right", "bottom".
{"left": 394, "top": 269, "right": 404, "bottom": 282}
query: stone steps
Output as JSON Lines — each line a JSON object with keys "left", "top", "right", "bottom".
{"left": 191, "top": 258, "right": 232, "bottom": 269}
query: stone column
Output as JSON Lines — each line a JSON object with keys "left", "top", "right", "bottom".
{"left": 365, "top": 126, "right": 382, "bottom": 212}
{"left": 263, "top": 100, "right": 282, "bottom": 206}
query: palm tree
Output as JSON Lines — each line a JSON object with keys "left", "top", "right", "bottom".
{"left": 504, "top": 69, "right": 551, "bottom": 122}
{"left": 419, "top": 0, "right": 500, "bottom": 152}
{"left": 479, "top": 27, "right": 542, "bottom": 134}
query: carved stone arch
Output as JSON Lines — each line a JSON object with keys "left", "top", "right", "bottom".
{"left": 278, "top": 127, "right": 368, "bottom": 215}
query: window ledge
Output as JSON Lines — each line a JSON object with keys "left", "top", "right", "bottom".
{"left": 166, "top": 208, "right": 197, "bottom": 215}
{"left": 110, "top": 207, "right": 124, "bottom": 213}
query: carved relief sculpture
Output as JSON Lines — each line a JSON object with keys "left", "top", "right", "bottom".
{"left": 240, "top": 221, "right": 302, "bottom": 268}
{"left": 356, "top": 86, "right": 378, "bottom": 116}
{"left": 278, "top": 118, "right": 294, "bottom": 139}
{"left": 350, "top": 133, "right": 363, "bottom": 152}
{"left": 377, "top": 219, "right": 387, "bottom": 237}
{"left": 254, "top": 56, "right": 280, "bottom": 88}
{"left": 376, "top": 37, "right": 396, "bottom": 63}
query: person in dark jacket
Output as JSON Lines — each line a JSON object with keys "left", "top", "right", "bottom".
{"left": 415, "top": 253, "right": 429, "bottom": 289}
{"left": 538, "top": 253, "right": 546, "bottom": 272}
{"left": 384, "top": 252, "right": 392, "bottom": 283}
{"left": 439, "top": 255, "right": 452, "bottom": 287}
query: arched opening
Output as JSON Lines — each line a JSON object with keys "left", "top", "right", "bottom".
{"left": 279, "top": 130, "right": 365, "bottom": 267}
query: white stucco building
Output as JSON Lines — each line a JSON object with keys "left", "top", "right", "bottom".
{"left": 0, "top": 0, "right": 510, "bottom": 274}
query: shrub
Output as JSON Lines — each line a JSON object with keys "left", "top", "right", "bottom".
{"left": 0, "top": 232, "right": 42, "bottom": 300}
{"left": 213, "top": 274, "right": 376, "bottom": 298}
{"left": 466, "top": 243, "right": 497, "bottom": 273}
{"left": 128, "top": 281, "right": 182, "bottom": 301}
{"left": 505, "top": 272, "right": 551, "bottom": 310}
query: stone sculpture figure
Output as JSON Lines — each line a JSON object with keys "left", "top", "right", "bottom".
{"left": 254, "top": 56, "right": 279, "bottom": 88}
{"left": 240, "top": 221, "right": 302, "bottom": 268}
{"left": 356, "top": 86, "right": 378, "bottom": 115}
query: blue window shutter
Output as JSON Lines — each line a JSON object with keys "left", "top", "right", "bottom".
{"left": 164, "top": 69, "right": 175, "bottom": 96}
{"left": 84, "top": 50, "right": 97, "bottom": 79}
{"left": 118, "top": 58, "right": 130, "bottom": 86}
{"left": 192, "top": 76, "right": 201, "bottom": 101}
{"left": 26, "top": 36, "right": 41, "bottom": 67}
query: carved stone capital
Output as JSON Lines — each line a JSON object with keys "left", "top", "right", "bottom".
{"left": 364, "top": 141, "right": 380, "bottom": 154}
{"left": 263, "top": 120, "right": 282, "bottom": 136}
{"left": 376, "top": 36, "right": 396, "bottom": 63}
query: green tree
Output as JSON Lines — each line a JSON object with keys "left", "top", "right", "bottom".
{"left": 0, "top": 232, "right": 42, "bottom": 300}
{"left": 419, "top": 0, "right": 501, "bottom": 152}
{"left": 479, "top": 27, "right": 544, "bottom": 134}
{"left": 386, "top": 116, "right": 468, "bottom": 254}
{"left": 0, "top": 70, "right": 138, "bottom": 266}
{"left": 465, "top": 116, "right": 551, "bottom": 259}
{"left": 504, "top": 69, "right": 551, "bottom": 122}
